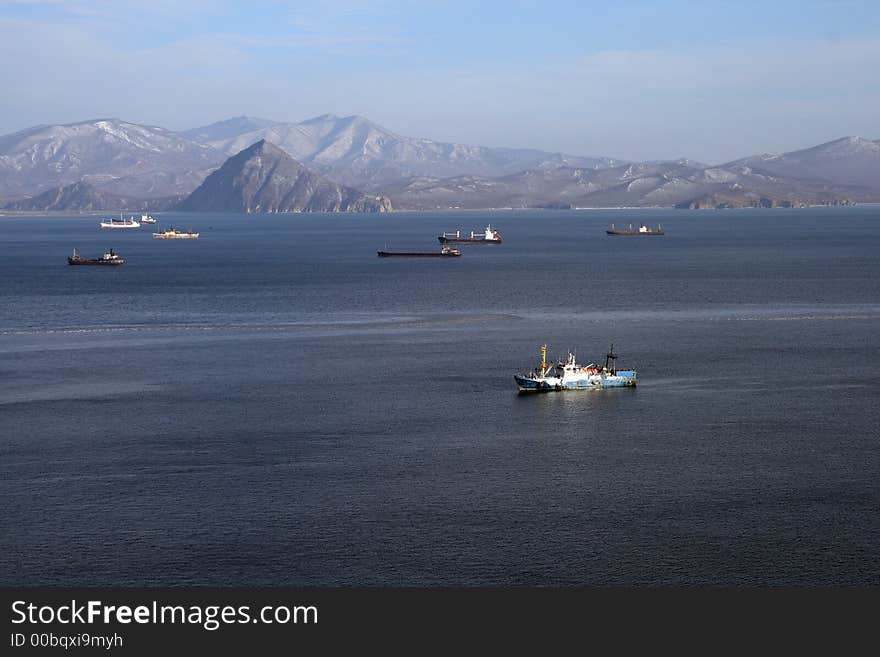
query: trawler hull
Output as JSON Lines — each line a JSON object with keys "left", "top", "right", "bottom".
{"left": 515, "top": 372, "right": 637, "bottom": 392}
{"left": 513, "top": 375, "right": 557, "bottom": 392}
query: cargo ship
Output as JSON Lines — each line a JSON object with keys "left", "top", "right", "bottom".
{"left": 67, "top": 247, "right": 124, "bottom": 266}
{"left": 606, "top": 223, "right": 664, "bottom": 235}
{"left": 378, "top": 245, "right": 461, "bottom": 257}
{"left": 100, "top": 214, "right": 140, "bottom": 229}
{"left": 514, "top": 344, "right": 637, "bottom": 392}
{"left": 153, "top": 226, "right": 199, "bottom": 239}
{"left": 438, "top": 225, "right": 502, "bottom": 244}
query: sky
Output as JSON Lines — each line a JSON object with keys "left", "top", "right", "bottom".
{"left": 0, "top": 0, "right": 878, "bottom": 163}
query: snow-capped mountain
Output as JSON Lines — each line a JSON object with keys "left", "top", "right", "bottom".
{"left": 187, "top": 113, "right": 623, "bottom": 189}
{"left": 0, "top": 118, "right": 224, "bottom": 199}
{"left": 0, "top": 114, "right": 876, "bottom": 211}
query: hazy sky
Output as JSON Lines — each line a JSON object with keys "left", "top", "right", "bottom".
{"left": 1, "top": 0, "right": 878, "bottom": 163}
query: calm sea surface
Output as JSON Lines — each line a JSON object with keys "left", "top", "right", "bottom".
{"left": 1, "top": 207, "right": 878, "bottom": 585}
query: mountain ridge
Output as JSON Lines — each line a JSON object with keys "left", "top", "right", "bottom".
{"left": 177, "top": 139, "right": 392, "bottom": 213}
{"left": 1, "top": 180, "right": 180, "bottom": 212}
{"left": 724, "top": 136, "right": 880, "bottom": 189}
{"left": 0, "top": 118, "right": 223, "bottom": 199}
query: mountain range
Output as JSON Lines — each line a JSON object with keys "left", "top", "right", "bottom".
{"left": 386, "top": 149, "right": 876, "bottom": 210}
{"left": 190, "top": 113, "right": 624, "bottom": 190}
{"left": 0, "top": 114, "right": 877, "bottom": 212}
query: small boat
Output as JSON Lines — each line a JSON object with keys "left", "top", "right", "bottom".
{"left": 606, "top": 223, "right": 664, "bottom": 235}
{"left": 139, "top": 214, "right": 157, "bottom": 224}
{"left": 438, "top": 225, "right": 502, "bottom": 244}
{"left": 152, "top": 226, "right": 199, "bottom": 239}
{"left": 378, "top": 245, "right": 461, "bottom": 257}
{"left": 100, "top": 213, "right": 140, "bottom": 229}
{"left": 514, "top": 343, "right": 637, "bottom": 392}
{"left": 67, "top": 247, "right": 124, "bottom": 266}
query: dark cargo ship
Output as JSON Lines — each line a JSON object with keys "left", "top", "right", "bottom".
{"left": 68, "top": 248, "right": 124, "bottom": 266}
{"left": 438, "top": 225, "right": 502, "bottom": 244}
{"left": 606, "top": 223, "right": 664, "bottom": 235}
{"left": 378, "top": 245, "right": 461, "bottom": 258}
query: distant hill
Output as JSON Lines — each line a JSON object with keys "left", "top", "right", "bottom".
{"left": 0, "top": 118, "right": 223, "bottom": 199}
{"left": 177, "top": 140, "right": 392, "bottom": 213}
{"left": 386, "top": 159, "right": 875, "bottom": 210}
{"left": 181, "top": 116, "right": 278, "bottom": 143}
{"left": 184, "top": 113, "right": 624, "bottom": 190}
{"left": 1, "top": 181, "right": 178, "bottom": 212}
{"left": 725, "top": 136, "right": 880, "bottom": 190}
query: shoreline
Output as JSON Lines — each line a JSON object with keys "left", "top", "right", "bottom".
{"left": 1, "top": 204, "right": 875, "bottom": 218}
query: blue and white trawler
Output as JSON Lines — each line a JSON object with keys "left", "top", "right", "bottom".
{"left": 514, "top": 344, "right": 637, "bottom": 392}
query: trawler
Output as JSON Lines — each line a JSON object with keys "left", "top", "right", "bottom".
{"left": 438, "top": 225, "right": 502, "bottom": 244}
{"left": 152, "top": 226, "right": 199, "bottom": 239}
{"left": 514, "top": 344, "right": 637, "bottom": 392}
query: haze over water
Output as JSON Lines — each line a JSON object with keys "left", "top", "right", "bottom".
{"left": 1, "top": 207, "right": 878, "bottom": 585}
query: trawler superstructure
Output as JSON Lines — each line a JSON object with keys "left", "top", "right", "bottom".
{"left": 514, "top": 344, "right": 637, "bottom": 392}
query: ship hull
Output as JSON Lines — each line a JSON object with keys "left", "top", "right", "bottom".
{"left": 438, "top": 237, "right": 501, "bottom": 244}
{"left": 68, "top": 259, "right": 123, "bottom": 266}
{"left": 377, "top": 251, "right": 460, "bottom": 257}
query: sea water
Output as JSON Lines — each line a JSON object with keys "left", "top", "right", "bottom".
{"left": 1, "top": 207, "right": 878, "bottom": 585}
